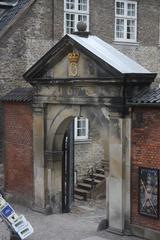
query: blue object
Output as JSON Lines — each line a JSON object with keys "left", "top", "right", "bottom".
{"left": 2, "top": 204, "right": 14, "bottom": 218}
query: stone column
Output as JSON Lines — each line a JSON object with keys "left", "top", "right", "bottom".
{"left": 123, "top": 115, "right": 131, "bottom": 231}
{"left": 32, "top": 104, "right": 45, "bottom": 212}
{"left": 108, "top": 113, "right": 127, "bottom": 234}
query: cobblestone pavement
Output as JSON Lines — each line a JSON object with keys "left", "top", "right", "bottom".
{"left": 0, "top": 200, "right": 143, "bottom": 240}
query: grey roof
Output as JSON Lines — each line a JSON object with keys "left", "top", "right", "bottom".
{"left": 69, "top": 34, "right": 151, "bottom": 74}
{"left": 0, "top": 0, "right": 34, "bottom": 34}
{"left": 1, "top": 87, "right": 34, "bottom": 102}
{"left": 128, "top": 87, "right": 160, "bottom": 105}
{"left": 0, "top": 1, "right": 18, "bottom": 7}
{"left": 24, "top": 34, "right": 156, "bottom": 82}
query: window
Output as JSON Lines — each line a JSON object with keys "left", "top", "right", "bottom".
{"left": 74, "top": 117, "right": 89, "bottom": 140}
{"left": 115, "top": 0, "right": 137, "bottom": 42}
{"left": 64, "top": 0, "right": 89, "bottom": 34}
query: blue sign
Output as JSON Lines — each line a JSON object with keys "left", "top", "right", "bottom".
{"left": 0, "top": 195, "right": 33, "bottom": 239}
{"left": 1, "top": 204, "right": 14, "bottom": 218}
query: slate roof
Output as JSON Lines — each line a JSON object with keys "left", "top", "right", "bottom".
{"left": 0, "top": 1, "right": 19, "bottom": 7}
{"left": 69, "top": 34, "right": 151, "bottom": 74}
{"left": 1, "top": 87, "right": 34, "bottom": 102}
{"left": 24, "top": 33, "right": 156, "bottom": 82}
{"left": 0, "top": 0, "right": 34, "bottom": 36}
{"left": 128, "top": 87, "right": 160, "bottom": 105}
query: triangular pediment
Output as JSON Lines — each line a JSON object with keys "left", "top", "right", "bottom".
{"left": 23, "top": 34, "right": 156, "bottom": 84}
{"left": 42, "top": 49, "right": 115, "bottom": 79}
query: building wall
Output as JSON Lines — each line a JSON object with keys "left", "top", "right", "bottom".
{"left": 4, "top": 103, "right": 33, "bottom": 205}
{"left": 0, "top": 0, "right": 53, "bottom": 162}
{"left": 75, "top": 125, "right": 105, "bottom": 181}
{"left": 0, "top": 0, "right": 53, "bottom": 96}
{"left": 131, "top": 107, "right": 160, "bottom": 231}
{"left": 54, "top": 0, "right": 160, "bottom": 81}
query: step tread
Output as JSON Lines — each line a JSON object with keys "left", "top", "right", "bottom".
{"left": 96, "top": 168, "right": 105, "bottom": 173}
{"left": 84, "top": 178, "right": 101, "bottom": 184}
{"left": 74, "top": 194, "right": 85, "bottom": 201}
{"left": 75, "top": 188, "right": 89, "bottom": 194}
{"left": 96, "top": 168, "right": 105, "bottom": 172}
{"left": 77, "top": 183, "right": 92, "bottom": 189}
{"left": 93, "top": 173, "right": 105, "bottom": 178}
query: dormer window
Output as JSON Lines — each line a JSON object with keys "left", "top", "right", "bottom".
{"left": 64, "top": 0, "right": 89, "bottom": 34}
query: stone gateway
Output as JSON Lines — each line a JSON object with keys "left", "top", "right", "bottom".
{"left": 2, "top": 30, "right": 156, "bottom": 239}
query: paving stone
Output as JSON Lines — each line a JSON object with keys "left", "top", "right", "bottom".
{"left": 0, "top": 200, "right": 142, "bottom": 240}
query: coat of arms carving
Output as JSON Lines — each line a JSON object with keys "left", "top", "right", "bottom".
{"left": 68, "top": 51, "right": 80, "bottom": 77}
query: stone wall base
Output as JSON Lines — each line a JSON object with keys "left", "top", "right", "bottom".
{"left": 129, "top": 224, "right": 160, "bottom": 240}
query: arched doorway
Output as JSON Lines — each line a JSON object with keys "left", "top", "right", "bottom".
{"left": 46, "top": 106, "right": 109, "bottom": 214}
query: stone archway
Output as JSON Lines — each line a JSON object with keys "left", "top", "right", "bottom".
{"left": 24, "top": 30, "right": 155, "bottom": 234}
{"left": 44, "top": 105, "right": 110, "bottom": 213}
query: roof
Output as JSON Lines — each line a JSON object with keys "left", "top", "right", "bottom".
{"left": 24, "top": 33, "right": 156, "bottom": 82}
{"left": 1, "top": 87, "right": 34, "bottom": 102}
{"left": 128, "top": 87, "right": 160, "bottom": 105}
{"left": 69, "top": 34, "right": 150, "bottom": 74}
{"left": 0, "top": 1, "right": 18, "bottom": 7}
{"left": 0, "top": 0, "right": 35, "bottom": 37}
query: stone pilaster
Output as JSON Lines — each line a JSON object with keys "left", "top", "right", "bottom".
{"left": 123, "top": 116, "right": 131, "bottom": 231}
{"left": 32, "top": 104, "right": 45, "bottom": 212}
{"left": 108, "top": 113, "right": 125, "bottom": 234}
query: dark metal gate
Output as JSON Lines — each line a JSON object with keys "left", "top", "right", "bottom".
{"left": 62, "top": 120, "right": 74, "bottom": 213}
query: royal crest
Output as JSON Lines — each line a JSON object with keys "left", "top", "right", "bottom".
{"left": 68, "top": 51, "right": 80, "bottom": 77}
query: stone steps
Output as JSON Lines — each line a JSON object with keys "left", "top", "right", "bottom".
{"left": 83, "top": 178, "right": 101, "bottom": 185}
{"left": 74, "top": 194, "right": 84, "bottom": 201}
{"left": 77, "top": 182, "right": 92, "bottom": 191}
{"left": 74, "top": 166, "right": 106, "bottom": 201}
{"left": 92, "top": 173, "right": 105, "bottom": 180}
{"left": 96, "top": 168, "right": 105, "bottom": 174}
{"left": 74, "top": 188, "right": 89, "bottom": 201}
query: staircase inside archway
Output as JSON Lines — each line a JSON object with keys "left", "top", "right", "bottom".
{"left": 74, "top": 160, "right": 109, "bottom": 201}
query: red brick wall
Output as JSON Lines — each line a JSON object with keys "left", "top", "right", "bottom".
{"left": 4, "top": 103, "right": 33, "bottom": 203}
{"left": 131, "top": 107, "right": 160, "bottom": 230}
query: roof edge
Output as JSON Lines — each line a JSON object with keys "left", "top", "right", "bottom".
{"left": 1, "top": 87, "right": 34, "bottom": 103}
{"left": 0, "top": 1, "right": 18, "bottom": 7}
{"left": 0, "top": 0, "right": 36, "bottom": 40}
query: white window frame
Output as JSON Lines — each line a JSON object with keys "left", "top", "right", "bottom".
{"left": 115, "top": 0, "right": 137, "bottom": 42}
{"left": 64, "top": 0, "right": 89, "bottom": 35}
{"left": 74, "top": 117, "right": 89, "bottom": 140}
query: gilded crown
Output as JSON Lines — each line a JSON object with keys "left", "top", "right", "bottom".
{"left": 68, "top": 51, "right": 80, "bottom": 63}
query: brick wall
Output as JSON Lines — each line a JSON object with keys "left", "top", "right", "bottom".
{"left": 4, "top": 103, "right": 33, "bottom": 205}
{"left": 0, "top": 104, "right": 4, "bottom": 163}
{"left": 131, "top": 107, "right": 160, "bottom": 230}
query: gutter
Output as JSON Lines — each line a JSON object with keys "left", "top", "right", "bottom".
{"left": 127, "top": 103, "right": 160, "bottom": 107}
